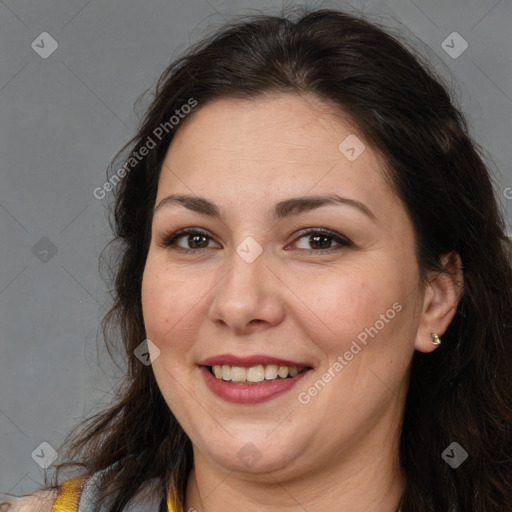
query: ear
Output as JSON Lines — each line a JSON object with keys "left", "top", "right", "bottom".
{"left": 414, "top": 252, "right": 464, "bottom": 353}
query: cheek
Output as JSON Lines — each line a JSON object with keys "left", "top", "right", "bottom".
{"left": 141, "top": 261, "right": 200, "bottom": 413}
{"left": 290, "top": 261, "right": 406, "bottom": 349}
{"left": 141, "top": 265, "right": 168, "bottom": 341}
{"left": 141, "top": 258, "right": 197, "bottom": 352}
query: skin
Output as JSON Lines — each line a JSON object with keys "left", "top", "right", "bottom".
{"left": 1, "top": 489, "right": 58, "bottom": 512}
{"left": 141, "top": 92, "right": 462, "bottom": 512}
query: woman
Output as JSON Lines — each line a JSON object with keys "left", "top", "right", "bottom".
{"left": 2, "top": 6, "right": 511, "bottom": 512}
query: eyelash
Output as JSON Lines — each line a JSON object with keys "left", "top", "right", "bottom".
{"left": 157, "top": 227, "right": 353, "bottom": 254}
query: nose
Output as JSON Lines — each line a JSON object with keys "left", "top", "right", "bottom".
{"left": 208, "top": 244, "right": 286, "bottom": 335}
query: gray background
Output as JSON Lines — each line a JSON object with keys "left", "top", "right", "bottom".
{"left": 1, "top": 0, "right": 511, "bottom": 496}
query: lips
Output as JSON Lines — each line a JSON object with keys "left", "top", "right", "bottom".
{"left": 198, "top": 354, "right": 313, "bottom": 404}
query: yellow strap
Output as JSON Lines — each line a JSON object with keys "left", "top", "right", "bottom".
{"left": 51, "top": 475, "right": 88, "bottom": 512}
{"left": 167, "top": 484, "right": 178, "bottom": 512}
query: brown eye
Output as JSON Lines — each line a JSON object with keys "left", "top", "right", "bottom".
{"left": 158, "top": 228, "right": 220, "bottom": 252}
{"left": 184, "top": 233, "right": 210, "bottom": 249}
{"left": 309, "top": 234, "right": 333, "bottom": 250}
{"left": 291, "top": 229, "right": 352, "bottom": 252}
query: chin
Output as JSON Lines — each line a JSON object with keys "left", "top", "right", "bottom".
{"left": 194, "top": 427, "right": 310, "bottom": 477}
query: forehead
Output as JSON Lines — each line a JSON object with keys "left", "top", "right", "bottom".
{"left": 168, "top": 93, "right": 365, "bottom": 163}
{"left": 156, "top": 93, "right": 396, "bottom": 217}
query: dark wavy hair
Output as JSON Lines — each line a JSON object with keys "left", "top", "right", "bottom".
{"left": 42, "top": 6, "right": 512, "bottom": 512}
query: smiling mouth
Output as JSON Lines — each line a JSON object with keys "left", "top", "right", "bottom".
{"left": 207, "top": 364, "right": 311, "bottom": 384}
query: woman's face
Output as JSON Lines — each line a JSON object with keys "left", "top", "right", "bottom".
{"left": 141, "top": 93, "right": 439, "bottom": 480}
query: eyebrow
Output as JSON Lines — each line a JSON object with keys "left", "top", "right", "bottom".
{"left": 153, "top": 193, "right": 376, "bottom": 222}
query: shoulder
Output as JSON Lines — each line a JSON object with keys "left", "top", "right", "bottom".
{"left": 0, "top": 488, "right": 59, "bottom": 512}
{"left": 1, "top": 469, "right": 174, "bottom": 512}
{"left": 0, "top": 473, "right": 89, "bottom": 512}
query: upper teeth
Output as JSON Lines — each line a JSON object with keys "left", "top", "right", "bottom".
{"left": 211, "top": 364, "right": 302, "bottom": 382}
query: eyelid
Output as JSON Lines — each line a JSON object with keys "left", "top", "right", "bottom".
{"left": 287, "top": 227, "right": 353, "bottom": 251}
{"left": 157, "top": 227, "right": 219, "bottom": 250}
{"left": 157, "top": 226, "right": 353, "bottom": 252}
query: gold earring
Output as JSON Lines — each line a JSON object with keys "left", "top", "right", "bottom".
{"left": 431, "top": 333, "right": 441, "bottom": 345}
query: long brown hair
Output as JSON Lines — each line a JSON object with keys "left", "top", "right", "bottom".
{"left": 47, "top": 6, "right": 512, "bottom": 511}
